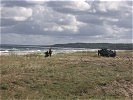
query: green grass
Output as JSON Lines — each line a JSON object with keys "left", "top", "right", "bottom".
{"left": 0, "top": 51, "right": 133, "bottom": 100}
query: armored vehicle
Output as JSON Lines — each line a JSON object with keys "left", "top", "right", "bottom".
{"left": 98, "top": 48, "right": 116, "bottom": 57}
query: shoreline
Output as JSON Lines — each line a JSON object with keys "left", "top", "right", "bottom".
{"left": 0, "top": 49, "right": 132, "bottom": 56}
{"left": 0, "top": 49, "right": 98, "bottom": 55}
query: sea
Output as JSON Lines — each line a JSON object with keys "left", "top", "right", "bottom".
{"left": 0, "top": 44, "right": 99, "bottom": 55}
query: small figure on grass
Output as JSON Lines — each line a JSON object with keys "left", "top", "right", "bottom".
{"left": 44, "top": 48, "right": 53, "bottom": 58}
{"left": 45, "top": 51, "right": 49, "bottom": 57}
{"left": 48, "top": 48, "right": 52, "bottom": 57}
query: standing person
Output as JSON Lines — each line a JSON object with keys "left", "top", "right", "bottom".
{"left": 48, "top": 48, "right": 52, "bottom": 57}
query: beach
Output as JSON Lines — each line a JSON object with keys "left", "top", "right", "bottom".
{"left": 0, "top": 46, "right": 99, "bottom": 55}
{"left": 0, "top": 51, "right": 133, "bottom": 99}
{"left": 0, "top": 46, "right": 128, "bottom": 56}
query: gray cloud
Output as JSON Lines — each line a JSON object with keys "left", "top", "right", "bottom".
{"left": 1, "top": 0, "right": 132, "bottom": 45}
{"left": 1, "top": 18, "right": 20, "bottom": 27}
{"left": 1, "top": 0, "right": 33, "bottom": 7}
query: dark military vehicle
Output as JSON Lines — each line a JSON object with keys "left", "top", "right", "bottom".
{"left": 98, "top": 48, "right": 116, "bottom": 57}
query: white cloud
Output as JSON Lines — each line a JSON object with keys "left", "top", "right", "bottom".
{"left": 65, "top": 1, "right": 91, "bottom": 11}
{"left": 1, "top": 1, "right": 132, "bottom": 44}
{"left": 1, "top": 6, "right": 33, "bottom": 21}
{"left": 31, "top": 5, "right": 85, "bottom": 33}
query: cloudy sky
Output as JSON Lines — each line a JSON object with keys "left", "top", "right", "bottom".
{"left": 0, "top": 0, "right": 132, "bottom": 45}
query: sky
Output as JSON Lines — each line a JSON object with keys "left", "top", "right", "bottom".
{"left": 0, "top": 0, "right": 133, "bottom": 45}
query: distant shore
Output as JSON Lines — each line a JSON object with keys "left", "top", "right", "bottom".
{"left": 0, "top": 49, "right": 132, "bottom": 56}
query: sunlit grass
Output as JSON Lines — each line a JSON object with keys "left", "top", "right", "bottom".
{"left": 0, "top": 51, "right": 133, "bottom": 100}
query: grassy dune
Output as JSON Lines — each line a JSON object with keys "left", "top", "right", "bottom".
{"left": 0, "top": 51, "right": 133, "bottom": 100}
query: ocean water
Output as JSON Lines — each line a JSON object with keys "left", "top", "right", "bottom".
{"left": 0, "top": 44, "right": 98, "bottom": 55}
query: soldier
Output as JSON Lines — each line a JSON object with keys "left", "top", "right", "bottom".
{"left": 45, "top": 51, "right": 49, "bottom": 57}
{"left": 48, "top": 48, "right": 52, "bottom": 57}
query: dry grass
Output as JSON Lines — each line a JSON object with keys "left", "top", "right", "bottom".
{"left": 0, "top": 51, "right": 133, "bottom": 100}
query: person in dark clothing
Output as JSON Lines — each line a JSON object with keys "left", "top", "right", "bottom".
{"left": 45, "top": 51, "right": 49, "bottom": 57}
{"left": 48, "top": 48, "right": 52, "bottom": 57}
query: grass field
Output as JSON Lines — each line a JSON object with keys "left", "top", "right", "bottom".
{"left": 0, "top": 51, "right": 133, "bottom": 100}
